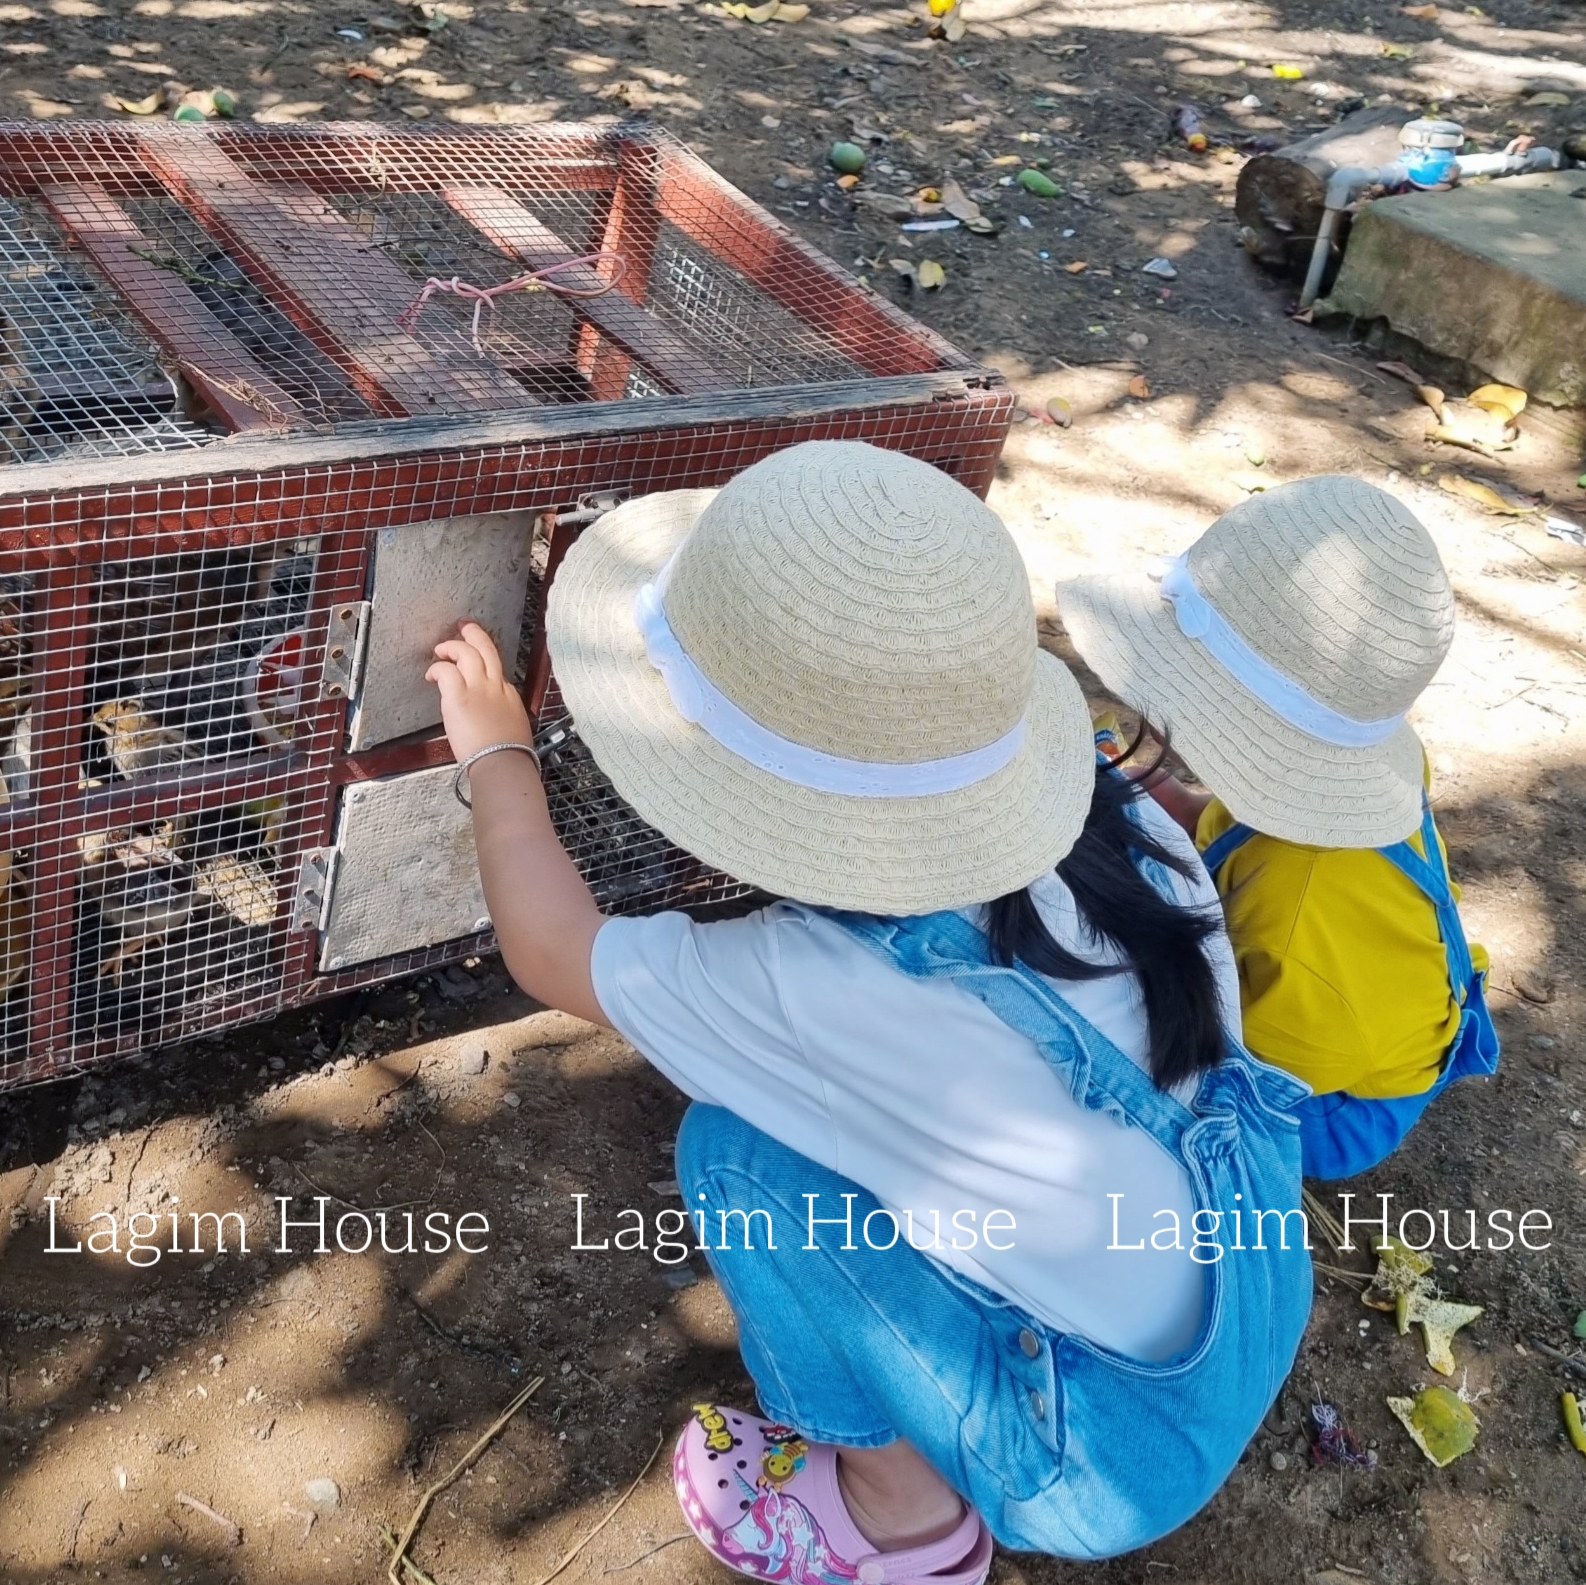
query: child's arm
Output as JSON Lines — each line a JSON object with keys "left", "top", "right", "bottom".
{"left": 427, "top": 622, "right": 609, "bottom": 1027}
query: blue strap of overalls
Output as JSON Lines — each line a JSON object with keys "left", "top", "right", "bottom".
{"left": 1198, "top": 796, "right": 1474, "bottom": 1009}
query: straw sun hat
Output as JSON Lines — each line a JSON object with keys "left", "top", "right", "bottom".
{"left": 544, "top": 440, "right": 1096, "bottom": 914}
{"left": 1058, "top": 475, "right": 1455, "bottom": 849}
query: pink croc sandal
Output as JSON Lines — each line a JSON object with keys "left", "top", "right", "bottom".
{"left": 673, "top": 1403, "right": 993, "bottom": 1585}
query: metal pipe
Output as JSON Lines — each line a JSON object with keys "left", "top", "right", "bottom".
{"left": 1298, "top": 161, "right": 1407, "bottom": 311}
{"left": 1296, "top": 146, "right": 1563, "bottom": 311}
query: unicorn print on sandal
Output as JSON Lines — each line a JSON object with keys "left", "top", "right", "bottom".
{"left": 673, "top": 1404, "right": 993, "bottom": 1585}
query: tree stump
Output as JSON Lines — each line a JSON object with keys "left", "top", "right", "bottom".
{"left": 1236, "top": 105, "right": 1411, "bottom": 278}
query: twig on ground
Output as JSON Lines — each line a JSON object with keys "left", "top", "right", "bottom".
{"left": 601, "top": 1532, "right": 692, "bottom": 1574}
{"left": 386, "top": 1376, "right": 544, "bottom": 1585}
{"left": 596, "top": 1535, "right": 691, "bottom": 1573}
{"left": 381, "top": 1526, "right": 441, "bottom": 1585}
{"left": 292, "top": 1153, "right": 437, "bottom": 1215}
{"left": 122, "top": 1126, "right": 156, "bottom": 1212}
{"left": 1313, "top": 1262, "right": 1369, "bottom": 1288}
{"left": 1310, "top": 348, "right": 1394, "bottom": 385}
{"left": 67, "top": 1498, "right": 90, "bottom": 1563}
{"left": 175, "top": 1491, "right": 241, "bottom": 1546}
{"left": 1303, "top": 1187, "right": 1357, "bottom": 1260}
{"left": 126, "top": 246, "right": 247, "bottom": 291}
{"left": 403, "top": 1289, "right": 522, "bottom": 1374}
{"left": 1528, "top": 1336, "right": 1586, "bottom": 1381}
{"left": 530, "top": 1436, "right": 666, "bottom": 1585}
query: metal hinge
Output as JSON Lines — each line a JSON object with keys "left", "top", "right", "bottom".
{"left": 320, "top": 600, "right": 370, "bottom": 703}
{"left": 292, "top": 846, "right": 338, "bottom": 931}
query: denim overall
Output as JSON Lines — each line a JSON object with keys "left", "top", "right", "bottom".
{"left": 1200, "top": 795, "right": 1499, "bottom": 1181}
{"left": 675, "top": 906, "right": 1313, "bottom": 1559}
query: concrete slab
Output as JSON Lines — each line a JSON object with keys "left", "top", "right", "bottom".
{"left": 1317, "top": 170, "right": 1586, "bottom": 408}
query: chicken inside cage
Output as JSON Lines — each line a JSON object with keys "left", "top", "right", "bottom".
{"left": 82, "top": 544, "right": 316, "bottom": 781}
{"left": 72, "top": 796, "right": 284, "bottom": 1040}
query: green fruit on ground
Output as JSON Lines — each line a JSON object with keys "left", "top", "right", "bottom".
{"left": 1016, "top": 168, "right": 1060, "bottom": 197}
{"left": 829, "top": 141, "right": 867, "bottom": 175}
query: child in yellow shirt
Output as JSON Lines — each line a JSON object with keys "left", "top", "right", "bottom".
{"left": 1059, "top": 475, "right": 1497, "bottom": 1180}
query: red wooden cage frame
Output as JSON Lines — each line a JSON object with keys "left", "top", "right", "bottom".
{"left": 0, "top": 121, "right": 1014, "bottom": 1089}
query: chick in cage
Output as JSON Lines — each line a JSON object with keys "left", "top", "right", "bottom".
{"left": 76, "top": 800, "right": 282, "bottom": 1029}
{"left": 78, "top": 547, "right": 315, "bottom": 785}
{"left": 0, "top": 575, "right": 32, "bottom": 998}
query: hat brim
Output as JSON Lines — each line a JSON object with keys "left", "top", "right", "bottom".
{"left": 545, "top": 490, "right": 1096, "bottom": 914}
{"left": 1057, "top": 571, "right": 1425, "bottom": 847}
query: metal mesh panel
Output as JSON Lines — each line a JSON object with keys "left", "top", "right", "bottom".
{"left": 537, "top": 713, "right": 764, "bottom": 915}
{"left": 0, "top": 120, "right": 966, "bottom": 452}
{"left": 0, "top": 120, "right": 1010, "bottom": 1090}
{"left": 119, "top": 198, "right": 376, "bottom": 426}
{"left": 0, "top": 199, "right": 209, "bottom": 464}
{"left": 647, "top": 223, "right": 868, "bottom": 388}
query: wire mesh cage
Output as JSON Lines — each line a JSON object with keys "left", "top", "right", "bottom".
{"left": 0, "top": 119, "right": 1014, "bottom": 1090}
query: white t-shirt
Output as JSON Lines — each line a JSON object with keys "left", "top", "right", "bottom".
{"left": 590, "top": 799, "right": 1240, "bottom": 1363}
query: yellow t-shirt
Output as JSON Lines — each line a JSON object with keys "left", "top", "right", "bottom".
{"left": 1194, "top": 797, "right": 1489, "bottom": 1100}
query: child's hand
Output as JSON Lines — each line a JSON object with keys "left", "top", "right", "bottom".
{"left": 426, "top": 621, "right": 533, "bottom": 764}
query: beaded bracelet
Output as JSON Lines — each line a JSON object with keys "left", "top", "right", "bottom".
{"left": 452, "top": 740, "right": 542, "bottom": 809}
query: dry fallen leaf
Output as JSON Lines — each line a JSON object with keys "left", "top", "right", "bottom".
{"left": 1363, "top": 1234, "right": 1435, "bottom": 1312}
{"left": 1467, "top": 382, "right": 1527, "bottom": 423}
{"left": 1064, "top": 259, "right": 1088, "bottom": 274}
{"left": 1380, "top": 40, "right": 1415, "bottom": 57}
{"left": 1429, "top": 396, "right": 1518, "bottom": 451}
{"left": 1438, "top": 473, "right": 1536, "bottom": 515}
{"left": 114, "top": 90, "right": 165, "bottom": 115}
{"left": 1398, "top": 1292, "right": 1484, "bottom": 1376}
{"left": 1128, "top": 374, "right": 1151, "bottom": 400}
{"left": 347, "top": 63, "right": 385, "bottom": 81}
{"left": 853, "top": 191, "right": 914, "bottom": 220}
{"left": 1413, "top": 383, "right": 1445, "bottom": 417}
{"left": 1402, "top": 2, "right": 1439, "bottom": 14}
{"left": 916, "top": 258, "right": 946, "bottom": 289}
{"left": 939, "top": 180, "right": 981, "bottom": 221}
{"left": 1388, "top": 1387, "right": 1477, "bottom": 1467}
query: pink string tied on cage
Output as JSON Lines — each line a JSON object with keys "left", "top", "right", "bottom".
{"left": 397, "top": 251, "right": 628, "bottom": 351}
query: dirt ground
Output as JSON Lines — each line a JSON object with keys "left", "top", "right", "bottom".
{"left": 1, "top": 0, "right": 1585, "bottom": 1582}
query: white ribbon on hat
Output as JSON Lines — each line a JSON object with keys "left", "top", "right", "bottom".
{"left": 1156, "top": 551, "right": 1405, "bottom": 748}
{"left": 633, "top": 553, "right": 1026, "bottom": 798}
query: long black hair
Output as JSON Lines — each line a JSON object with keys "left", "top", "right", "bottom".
{"left": 985, "top": 755, "right": 1224, "bottom": 1091}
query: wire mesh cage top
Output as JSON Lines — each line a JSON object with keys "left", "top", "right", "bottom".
{"left": 0, "top": 119, "right": 972, "bottom": 466}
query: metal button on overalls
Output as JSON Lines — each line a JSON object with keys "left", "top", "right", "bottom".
{"left": 1028, "top": 1389, "right": 1046, "bottom": 1422}
{"left": 1018, "top": 1327, "right": 1040, "bottom": 1359}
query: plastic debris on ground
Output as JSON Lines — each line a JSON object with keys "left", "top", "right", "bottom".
{"left": 1173, "top": 106, "right": 1208, "bottom": 151}
{"left": 1307, "top": 1399, "right": 1377, "bottom": 1469}
{"left": 1387, "top": 1386, "right": 1478, "bottom": 1467}
{"left": 1399, "top": 1293, "right": 1484, "bottom": 1376}
{"left": 1142, "top": 257, "right": 1178, "bottom": 278}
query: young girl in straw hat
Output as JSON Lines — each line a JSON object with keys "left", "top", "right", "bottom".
{"left": 1058, "top": 474, "right": 1498, "bottom": 1184}
{"left": 427, "top": 440, "right": 1311, "bottom": 1578}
